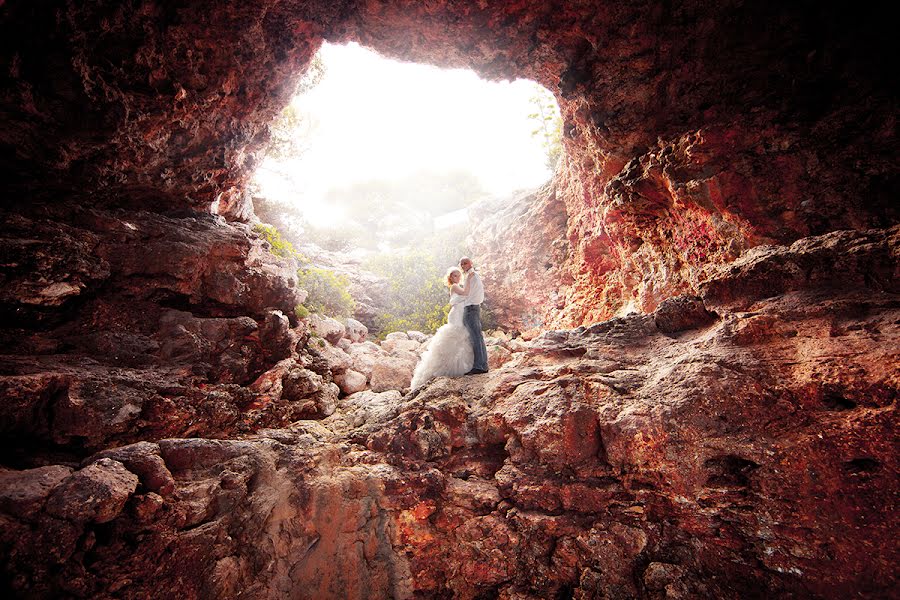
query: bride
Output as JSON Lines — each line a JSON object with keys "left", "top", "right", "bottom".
{"left": 410, "top": 267, "right": 474, "bottom": 389}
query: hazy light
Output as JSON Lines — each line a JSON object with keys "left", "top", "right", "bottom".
{"left": 254, "top": 42, "right": 559, "bottom": 228}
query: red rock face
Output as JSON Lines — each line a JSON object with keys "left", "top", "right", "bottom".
{"left": 0, "top": 2, "right": 897, "bottom": 598}
{"left": 1, "top": 227, "right": 897, "bottom": 598}
{"left": 3, "top": 3, "right": 895, "bottom": 294}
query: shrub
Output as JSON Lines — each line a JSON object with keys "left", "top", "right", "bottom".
{"left": 253, "top": 223, "right": 305, "bottom": 261}
{"left": 294, "top": 304, "right": 310, "bottom": 320}
{"left": 297, "top": 267, "right": 355, "bottom": 318}
{"left": 366, "top": 249, "right": 457, "bottom": 337}
{"left": 254, "top": 223, "right": 354, "bottom": 319}
{"left": 480, "top": 300, "right": 499, "bottom": 331}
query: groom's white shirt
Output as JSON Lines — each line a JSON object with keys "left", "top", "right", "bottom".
{"left": 463, "top": 270, "right": 485, "bottom": 306}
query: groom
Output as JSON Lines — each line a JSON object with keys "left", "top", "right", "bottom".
{"left": 459, "top": 257, "right": 489, "bottom": 375}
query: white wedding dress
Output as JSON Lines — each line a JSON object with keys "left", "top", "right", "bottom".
{"left": 410, "top": 292, "right": 474, "bottom": 389}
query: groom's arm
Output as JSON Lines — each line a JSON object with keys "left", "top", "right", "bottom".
{"left": 459, "top": 272, "right": 473, "bottom": 295}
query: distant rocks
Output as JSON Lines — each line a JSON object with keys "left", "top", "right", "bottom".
{"left": 309, "top": 314, "right": 346, "bottom": 344}
{"left": 334, "top": 369, "right": 368, "bottom": 395}
{"left": 300, "top": 320, "right": 526, "bottom": 395}
{"left": 344, "top": 318, "right": 368, "bottom": 343}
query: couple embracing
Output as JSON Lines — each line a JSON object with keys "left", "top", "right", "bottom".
{"left": 411, "top": 257, "right": 489, "bottom": 389}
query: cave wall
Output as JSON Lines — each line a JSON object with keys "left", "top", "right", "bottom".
{"left": 343, "top": 0, "right": 897, "bottom": 326}
{"left": 398, "top": 0, "right": 896, "bottom": 328}
{"left": 2, "top": 226, "right": 897, "bottom": 599}
{"left": 2, "top": 0, "right": 336, "bottom": 209}
{"left": 1, "top": 1, "right": 898, "bottom": 598}
{"left": 4, "top": 1, "right": 895, "bottom": 326}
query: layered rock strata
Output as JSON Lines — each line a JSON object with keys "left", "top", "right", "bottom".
{"left": 0, "top": 205, "right": 323, "bottom": 463}
{"left": 2, "top": 226, "right": 897, "bottom": 598}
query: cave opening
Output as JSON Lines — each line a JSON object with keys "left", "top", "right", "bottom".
{"left": 250, "top": 41, "right": 562, "bottom": 337}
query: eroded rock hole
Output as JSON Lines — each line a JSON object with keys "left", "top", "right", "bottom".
{"left": 704, "top": 455, "right": 761, "bottom": 489}
{"left": 822, "top": 387, "right": 858, "bottom": 411}
{"left": 842, "top": 458, "right": 881, "bottom": 475}
{"left": 0, "top": 3, "right": 896, "bottom": 599}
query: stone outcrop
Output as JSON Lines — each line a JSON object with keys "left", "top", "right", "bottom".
{"left": 1, "top": 1, "right": 896, "bottom": 598}
{"left": 1, "top": 227, "right": 896, "bottom": 598}
{"left": 469, "top": 186, "right": 570, "bottom": 334}
{"left": 0, "top": 206, "right": 336, "bottom": 461}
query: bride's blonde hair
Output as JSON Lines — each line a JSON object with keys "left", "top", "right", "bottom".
{"left": 445, "top": 267, "right": 462, "bottom": 288}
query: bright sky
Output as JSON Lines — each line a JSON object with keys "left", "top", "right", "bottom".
{"left": 254, "top": 42, "right": 559, "bottom": 227}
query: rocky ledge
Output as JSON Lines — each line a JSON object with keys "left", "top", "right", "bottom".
{"left": 2, "top": 225, "right": 896, "bottom": 598}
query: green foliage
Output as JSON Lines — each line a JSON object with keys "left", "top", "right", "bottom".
{"left": 366, "top": 226, "right": 469, "bottom": 337}
{"left": 373, "top": 287, "right": 450, "bottom": 339}
{"left": 294, "top": 304, "right": 310, "bottom": 320}
{"left": 297, "top": 267, "right": 355, "bottom": 318}
{"left": 253, "top": 223, "right": 305, "bottom": 262}
{"left": 265, "top": 55, "right": 325, "bottom": 161}
{"left": 255, "top": 223, "right": 353, "bottom": 320}
{"left": 528, "top": 87, "right": 563, "bottom": 171}
{"left": 298, "top": 54, "right": 327, "bottom": 95}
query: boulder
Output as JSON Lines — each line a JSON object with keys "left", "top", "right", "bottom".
{"left": 316, "top": 382, "right": 340, "bottom": 417}
{"left": 156, "top": 439, "right": 259, "bottom": 472}
{"left": 406, "top": 330, "right": 428, "bottom": 343}
{"left": 487, "top": 345, "right": 513, "bottom": 370}
{"left": 157, "top": 309, "right": 261, "bottom": 383}
{"left": 334, "top": 369, "right": 368, "bottom": 395}
{"left": 384, "top": 332, "right": 409, "bottom": 341}
{"left": 309, "top": 313, "right": 346, "bottom": 344}
{"left": 331, "top": 390, "right": 404, "bottom": 429}
{"left": 0, "top": 465, "right": 74, "bottom": 519}
{"left": 259, "top": 309, "right": 299, "bottom": 360}
{"left": 249, "top": 358, "right": 296, "bottom": 400}
{"left": 653, "top": 295, "right": 716, "bottom": 334}
{"left": 282, "top": 367, "right": 325, "bottom": 401}
{"left": 486, "top": 330, "right": 511, "bottom": 342}
{"left": 381, "top": 337, "right": 421, "bottom": 355}
{"left": 345, "top": 318, "right": 369, "bottom": 343}
{"left": 44, "top": 459, "right": 139, "bottom": 524}
{"left": 310, "top": 341, "right": 353, "bottom": 374}
{"left": 347, "top": 342, "right": 387, "bottom": 379}
{"left": 369, "top": 355, "right": 417, "bottom": 392}
{"left": 84, "top": 441, "right": 175, "bottom": 496}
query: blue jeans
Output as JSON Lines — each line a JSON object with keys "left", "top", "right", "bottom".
{"left": 463, "top": 304, "right": 489, "bottom": 372}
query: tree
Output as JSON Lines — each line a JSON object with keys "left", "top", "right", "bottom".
{"left": 296, "top": 267, "right": 355, "bottom": 318}
{"left": 364, "top": 223, "right": 471, "bottom": 336}
{"left": 320, "top": 169, "right": 487, "bottom": 251}
{"left": 366, "top": 250, "right": 450, "bottom": 335}
{"left": 528, "top": 87, "right": 563, "bottom": 171}
{"left": 265, "top": 55, "right": 326, "bottom": 162}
